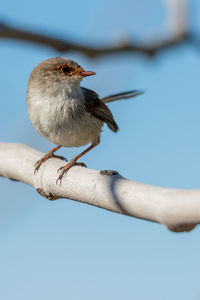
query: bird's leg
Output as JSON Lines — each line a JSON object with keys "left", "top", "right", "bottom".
{"left": 35, "top": 145, "right": 66, "bottom": 174}
{"left": 56, "top": 142, "right": 99, "bottom": 184}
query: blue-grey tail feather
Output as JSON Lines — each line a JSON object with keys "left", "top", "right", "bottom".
{"left": 101, "top": 90, "right": 145, "bottom": 103}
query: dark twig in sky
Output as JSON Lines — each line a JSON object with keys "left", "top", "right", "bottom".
{"left": 0, "top": 21, "right": 195, "bottom": 58}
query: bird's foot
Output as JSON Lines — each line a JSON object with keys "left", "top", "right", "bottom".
{"left": 52, "top": 154, "right": 67, "bottom": 162}
{"left": 56, "top": 160, "right": 87, "bottom": 185}
{"left": 34, "top": 153, "right": 67, "bottom": 174}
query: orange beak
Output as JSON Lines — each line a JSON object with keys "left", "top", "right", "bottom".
{"left": 79, "top": 71, "right": 96, "bottom": 77}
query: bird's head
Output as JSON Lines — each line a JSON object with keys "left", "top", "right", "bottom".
{"left": 28, "top": 57, "right": 96, "bottom": 93}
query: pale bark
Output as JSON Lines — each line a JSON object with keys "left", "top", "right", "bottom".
{"left": 0, "top": 142, "right": 199, "bottom": 233}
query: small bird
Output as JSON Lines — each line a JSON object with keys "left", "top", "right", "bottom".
{"left": 26, "top": 57, "right": 143, "bottom": 183}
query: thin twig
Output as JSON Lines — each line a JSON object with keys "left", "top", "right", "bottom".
{"left": 0, "top": 22, "right": 193, "bottom": 58}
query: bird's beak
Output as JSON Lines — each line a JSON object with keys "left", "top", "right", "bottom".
{"left": 79, "top": 70, "right": 96, "bottom": 77}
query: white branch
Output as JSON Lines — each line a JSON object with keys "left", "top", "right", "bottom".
{"left": 163, "top": 0, "right": 188, "bottom": 36}
{"left": 0, "top": 142, "right": 199, "bottom": 233}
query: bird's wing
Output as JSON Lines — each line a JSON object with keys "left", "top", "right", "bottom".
{"left": 101, "top": 90, "right": 144, "bottom": 103}
{"left": 82, "top": 87, "right": 119, "bottom": 132}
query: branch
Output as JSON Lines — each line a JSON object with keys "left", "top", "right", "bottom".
{"left": 0, "top": 21, "right": 193, "bottom": 58}
{"left": 164, "top": 0, "right": 188, "bottom": 36}
{"left": 0, "top": 142, "right": 199, "bottom": 233}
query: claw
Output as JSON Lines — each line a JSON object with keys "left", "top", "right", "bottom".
{"left": 34, "top": 156, "right": 50, "bottom": 174}
{"left": 76, "top": 162, "right": 87, "bottom": 168}
{"left": 56, "top": 161, "right": 87, "bottom": 185}
{"left": 57, "top": 166, "right": 64, "bottom": 174}
{"left": 34, "top": 148, "right": 66, "bottom": 174}
{"left": 34, "top": 160, "right": 44, "bottom": 174}
{"left": 52, "top": 154, "right": 67, "bottom": 162}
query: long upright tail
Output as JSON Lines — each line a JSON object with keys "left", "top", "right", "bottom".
{"left": 101, "top": 90, "right": 145, "bottom": 104}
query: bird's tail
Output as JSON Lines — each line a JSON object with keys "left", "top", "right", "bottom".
{"left": 101, "top": 90, "right": 145, "bottom": 104}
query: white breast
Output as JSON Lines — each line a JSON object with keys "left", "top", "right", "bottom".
{"left": 26, "top": 87, "right": 103, "bottom": 147}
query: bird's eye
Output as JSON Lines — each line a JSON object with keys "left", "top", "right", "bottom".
{"left": 61, "top": 67, "right": 71, "bottom": 74}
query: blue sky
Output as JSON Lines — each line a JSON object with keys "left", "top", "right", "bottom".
{"left": 0, "top": 0, "right": 200, "bottom": 299}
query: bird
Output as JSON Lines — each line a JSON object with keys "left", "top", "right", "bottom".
{"left": 26, "top": 57, "right": 144, "bottom": 184}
